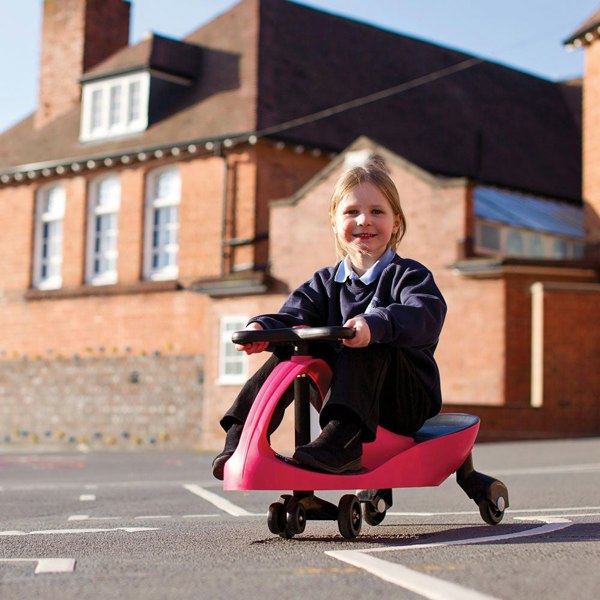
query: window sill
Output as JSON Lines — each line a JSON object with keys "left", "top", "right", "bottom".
{"left": 25, "top": 279, "right": 183, "bottom": 301}
{"left": 217, "top": 377, "right": 247, "bottom": 387}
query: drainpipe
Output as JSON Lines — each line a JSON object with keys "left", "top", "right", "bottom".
{"left": 219, "top": 144, "right": 229, "bottom": 278}
{"left": 530, "top": 282, "right": 544, "bottom": 408}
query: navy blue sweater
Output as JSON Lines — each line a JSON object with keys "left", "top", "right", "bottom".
{"left": 250, "top": 254, "right": 447, "bottom": 411}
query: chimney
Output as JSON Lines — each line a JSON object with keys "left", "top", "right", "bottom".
{"left": 35, "top": 0, "right": 131, "bottom": 129}
{"left": 565, "top": 9, "right": 600, "bottom": 259}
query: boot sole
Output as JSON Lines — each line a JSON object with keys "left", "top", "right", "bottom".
{"left": 211, "top": 452, "right": 233, "bottom": 480}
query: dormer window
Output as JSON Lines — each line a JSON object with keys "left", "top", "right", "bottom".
{"left": 80, "top": 72, "right": 149, "bottom": 141}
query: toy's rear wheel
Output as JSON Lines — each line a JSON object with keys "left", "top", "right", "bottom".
{"left": 286, "top": 502, "right": 306, "bottom": 535}
{"left": 338, "top": 494, "right": 362, "bottom": 539}
{"left": 478, "top": 498, "right": 505, "bottom": 525}
{"left": 267, "top": 502, "right": 287, "bottom": 535}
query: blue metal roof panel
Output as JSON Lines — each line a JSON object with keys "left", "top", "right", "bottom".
{"left": 474, "top": 187, "right": 584, "bottom": 239}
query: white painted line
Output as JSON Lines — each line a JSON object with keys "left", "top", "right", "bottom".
{"left": 388, "top": 510, "right": 478, "bottom": 517}
{"left": 493, "top": 463, "right": 600, "bottom": 476}
{"left": 183, "top": 484, "right": 252, "bottom": 517}
{"left": 388, "top": 505, "right": 600, "bottom": 517}
{"left": 363, "top": 517, "right": 573, "bottom": 554}
{"left": 326, "top": 550, "right": 499, "bottom": 600}
{"left": 0, "top": 558, "right": 76, "bottom": 575}
{"left": 68, "top": 513, "right": 223, "bottom": 521}
{"left": 35, "top": 558, "right": 77, "bottom": 574}
{"left": 79, "top": 494, "right": 96, "bottom": 501}
{"left": 0, "top": 526, "right": 159, "bottom": 536}
{"left": 68, "top": 515, "right": 122, "bottom": 521}
{"left": 515, "top": 513, "right": 600, "bottom": 519}
{"left": 326, "top": 518, "right": 573, "bottom": 599}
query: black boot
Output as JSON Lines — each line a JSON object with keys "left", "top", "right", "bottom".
{"left": 212, "top": 423, "right": 243, "bottom": 480}
{"left": 292, "top": 418, "right": 362, "bottom": 474}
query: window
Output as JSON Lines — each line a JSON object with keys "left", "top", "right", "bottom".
{"left": 144, "top": 166, "right": 181, "bottom": 280}
{"left": 219, "top": 317, "right": 249, "bottom": 384}
{"left": 108, "top": 85, "right": 122, "bottom": 128}
{"left": 477, "top": 223, "right": 501, "bottom": 251}
{"left": 505, "top": 230, "right": 524, "bottom": 256}
{"left": 33, "top": 183, "right": 65, "bottom": 290}
{"left": 80, "top": 72, "right": 149, "bottom": 141}
{"left": 86, "top": 174, "right": 121, "bottom": 285}
{"left": 527, "top": 234, "right": 545, "bottom": 258}
{"left": 475, "top": 219, "right": 585, "bottom": 260}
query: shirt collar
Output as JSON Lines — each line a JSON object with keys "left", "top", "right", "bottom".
{"left": 334, "top": 247, "right": 395, "bottom": 284}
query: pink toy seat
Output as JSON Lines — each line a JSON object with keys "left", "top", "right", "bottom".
{"left": 223, "top": 354, "right": 478, "bottom": 491}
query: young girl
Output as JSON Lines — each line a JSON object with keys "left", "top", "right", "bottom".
{"left": 212, "top": 155, "right": 446, "bottom": 479}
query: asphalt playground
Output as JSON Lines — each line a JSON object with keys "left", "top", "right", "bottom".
{"left": 0, "top": 436, "right": 599, "bottom": 599}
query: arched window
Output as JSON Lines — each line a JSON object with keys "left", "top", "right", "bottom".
{"left": 86, "top": 174, "right": 121, "bottom": 285}
{"left": 144, "top": 166, "right": 181, "bottom": 280}
{"left": 33, "top": 183, "right": 65, "bottom": 290}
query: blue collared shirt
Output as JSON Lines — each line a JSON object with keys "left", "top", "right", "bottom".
{"left": 334, "top": 247, "right": 396, "bottom": 285}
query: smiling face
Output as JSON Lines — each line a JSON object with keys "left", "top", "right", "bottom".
{"left": 332, "top": 181, "right": 401, "bottom": 273}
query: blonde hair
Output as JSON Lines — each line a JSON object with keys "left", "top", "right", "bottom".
{"left": 329, "top": 155, "right": 406, "bottom": 259}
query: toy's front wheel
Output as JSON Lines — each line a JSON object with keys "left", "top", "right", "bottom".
{"left": 478, "top": 498, "right": 505, "bottom": 525}
{"left": 363, "top": 502, "right": 387, "bottom": 526}
{"left": 338, "top": 494, "right": 362, "bottom": 539}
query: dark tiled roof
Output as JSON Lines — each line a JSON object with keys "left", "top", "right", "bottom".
{"left": 255, "top": 0, "right": 582, "bottom": 201}
{"left": 0, "top": 0, "right": 582, "bottom": 202}
{"left": 81, "top": 33, "right": 204, "bottom": 81}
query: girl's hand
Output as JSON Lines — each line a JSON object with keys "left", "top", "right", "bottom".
{"left": 235, "top": 322, "right": 268, "bottom": 355}
{"left": 342, "top": 316, "right": 371, "bottom": 347}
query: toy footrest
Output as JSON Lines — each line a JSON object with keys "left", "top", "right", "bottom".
{"left": 414, "top": 413, "right": 479, "bottom": 443}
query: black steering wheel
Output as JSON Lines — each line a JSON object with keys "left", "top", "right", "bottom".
{"left": 231, "top": 326, "right": 355, "bottom": 346}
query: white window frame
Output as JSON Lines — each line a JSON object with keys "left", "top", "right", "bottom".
{"left": 33, "top": 183, "right": 65, "bottom": 290}
{"left": 143, "top": 166, "right": 181, "bottom": 281}
{"left": 86, "top": 174, "right": 121, "bottom": 285}
{"left": 219, "top": 316, "right": 249, "bottom": 385}
{"left": 80, "top": 72, "right": 150, "bottom": 142}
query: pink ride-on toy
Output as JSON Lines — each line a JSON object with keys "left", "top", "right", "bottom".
{"left": 223, "top": 327, "right": 509, "bottom": 539}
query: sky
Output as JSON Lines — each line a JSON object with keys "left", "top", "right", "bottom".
{"left": 0, "top": 0, "right": 598, "bottom": 134}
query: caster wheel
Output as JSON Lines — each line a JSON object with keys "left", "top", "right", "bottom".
{"left": 286, "top": 502, "right": 306, "bottom": 535}
{"left": 338, "top": 494, "right": 362, "bottom": 539}
{"left": 267, "top": 502, "right": 287, "bottom": 535}
{"left": 363, "top": 500, "right": 387, "bottom": 526}
{"left": 478, "top": 498, "right": 505, "bottom": 525}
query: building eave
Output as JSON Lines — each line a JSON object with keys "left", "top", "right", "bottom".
{"left": 0, "top": 133, "right": 333, "bottom": 187}
{"left": 451, "top": 257, "right": 599, "bottom": 279}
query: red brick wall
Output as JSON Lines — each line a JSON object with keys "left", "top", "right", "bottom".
{"left": 256, "top": 144, "right": 329, "bottom": 273}
{"left": 179, "top": 156, "right": 226, "bottom": 281}
{"left": 542, "top": 284, "right": 600, "bottom": 416}
{"left": 118, "top": 168, "right": 145, "bottom": 283}
{"left": 449, "top": 280, "right": 600, "bottom": 440}
{"left": 2, "top": 142, "right": 599, "bottom": 449}
{"left": 0, "top": 155, "right": 233, "bottom": 360}
{"left": 0, "top": 184, "right": 35, "bottom": 289}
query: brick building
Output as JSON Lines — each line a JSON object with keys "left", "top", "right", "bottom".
{"left": 0, "top": 0, "right": 598, "bottom": 449}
